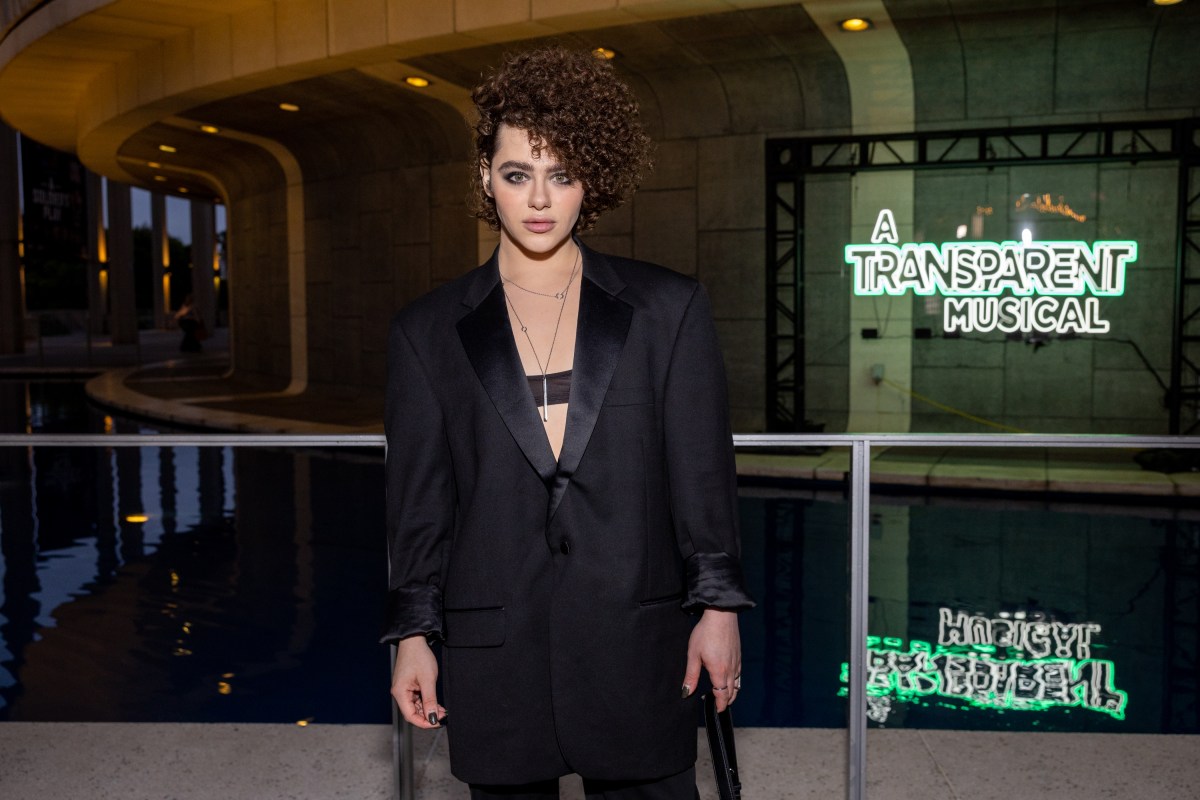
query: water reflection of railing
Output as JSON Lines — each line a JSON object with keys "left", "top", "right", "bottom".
{"left": 4, "top": 431, "right": 1199, "bottom": 800}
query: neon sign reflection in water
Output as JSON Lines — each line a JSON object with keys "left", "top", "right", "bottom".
{"left": 845, "top": 209, "right": 1137, "bottom": 335}
{"left": 838, "top": 607, "right": 1129, "bottom": 724}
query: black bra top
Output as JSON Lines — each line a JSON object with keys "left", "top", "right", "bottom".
{"left": 527, "top": 369, "right": 572, "bottom": 407}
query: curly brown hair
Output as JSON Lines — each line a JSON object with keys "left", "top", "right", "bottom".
{"left": 470, "top": 46, "right": 653, "bottom": 232}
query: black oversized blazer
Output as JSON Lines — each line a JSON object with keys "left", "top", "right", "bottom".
{"left": 382, "top": 241, "right": 753, "bottom": 785}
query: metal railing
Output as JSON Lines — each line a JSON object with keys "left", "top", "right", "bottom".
{"left": 4, "top": 430, "right": 1199, "bottom": 800}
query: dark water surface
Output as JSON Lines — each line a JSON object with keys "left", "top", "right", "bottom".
{"left": 0, "top": 381, "right": 1196, "bottom": 733}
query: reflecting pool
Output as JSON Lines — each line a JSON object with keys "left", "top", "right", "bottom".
{"left": 0, "top": 381, "right": 1196, "bottom": 733}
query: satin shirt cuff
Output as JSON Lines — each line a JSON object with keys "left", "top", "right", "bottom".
{"left": 379, "top": 585, "right": 444, "bottom": 644}
{"left": 682, "top": 552, "right": 756, "bottom": 613}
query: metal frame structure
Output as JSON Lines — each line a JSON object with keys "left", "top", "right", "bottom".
{"left": 4, "top": 431, "right": 1200, "bottom": 800}
{"left": 766, "top": 117, "right": 1200, "bottom": 433}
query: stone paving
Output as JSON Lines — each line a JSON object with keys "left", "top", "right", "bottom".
{"left": 2, "top": 722, "right": 1198, "bottom": 800}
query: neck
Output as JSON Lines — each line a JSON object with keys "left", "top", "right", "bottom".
{"left": 498, "top": 235, "right": 580, "bottom": 288}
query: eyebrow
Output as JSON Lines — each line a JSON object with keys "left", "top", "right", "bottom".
{"left": 496, "top": 160, "right": 565, "bottom": 172}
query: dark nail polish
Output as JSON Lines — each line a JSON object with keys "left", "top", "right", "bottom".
{"left": 681, "top": 685, "right": 690, "bottom": 699}
{"left": 428, "top": 712, "right": 439, "bottom": 725}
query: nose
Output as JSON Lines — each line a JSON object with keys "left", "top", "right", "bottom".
{"left": 527, "top": 176, "right": 550, "bottom": 210}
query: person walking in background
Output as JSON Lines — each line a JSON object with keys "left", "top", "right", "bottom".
{"left": 383, "top": 46, "right": 753, "bottom": 800}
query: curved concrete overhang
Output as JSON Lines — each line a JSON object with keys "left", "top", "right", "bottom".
{"left": 0, "top": 0, "right": 800, "bottom": 199}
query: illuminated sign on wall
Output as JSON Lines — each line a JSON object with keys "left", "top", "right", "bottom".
{"left": 838, "top": 607, "right": 1128, "bottom": 724}
{"left": 845, "top": 210, "right": 1137, "bottom": 335}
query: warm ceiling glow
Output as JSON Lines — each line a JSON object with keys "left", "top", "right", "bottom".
{"left": 154, "top": 176, "right": 167, "bottom": 182}
{"left": 147, "top": 161, "right": 161, "bottom": 168}
{"left": 178, "top": 187, "right": 189, "bottom": 193}
{"left": 158, "top": 144, "right": 177, "bottom": 153}
{"left": 404, "top": 76, "right": 430, "bottom": 88}
{"left": 1152, "top": 0, "right": 1184, "bottom": 6}
{"left": 125, "top": 514, "right": 149, "bottom": 523}
{"left": 279, "top": 102, "right": 300, "bottom": 112}
{"left": 199, "top": 124, "right": 220, "bottom": 134}
{"left": 592, "top": 47, "right": 616, "bottom": 60}
{"left": 840, "top": 17, "right": 873, "bottom": 31}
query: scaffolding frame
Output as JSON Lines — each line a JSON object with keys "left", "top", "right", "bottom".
{"left": 766, "top": 117, "right": 1200, "bottom": 433}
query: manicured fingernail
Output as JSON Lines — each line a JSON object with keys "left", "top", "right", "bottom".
{"left": 681, "top": 684, "right": 691, "bottom": 698}
{"left": 428, "top": 712, "right": 439, "bottom": 725}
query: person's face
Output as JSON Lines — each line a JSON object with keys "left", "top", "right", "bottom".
{"left": 482, "top": 124, "right": 584, "bottom": 258}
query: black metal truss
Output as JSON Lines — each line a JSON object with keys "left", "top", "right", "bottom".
{"left": 1175, "top": 144, "right": 1200, "bottom": 434}
{"left": 766, "top": 118, "right": 1200, "bottom": 433}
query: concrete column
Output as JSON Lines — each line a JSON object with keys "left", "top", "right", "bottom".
{"left": 0, "top": 122, "right": 23, "bottom": 354}
{"left": 150, "top": 193, "right": 169, "bottom": 328}
{"left": 85, "top": 172, "right": 106, "bottom": 335}
{"left": 190, "top": 200, "right": 216, "bottom": 329}
{"left": 804, "top": 0, "right": 916, "bottom": 432}
{"left": 105, "top": 181, "right": 137, "bottom": 344}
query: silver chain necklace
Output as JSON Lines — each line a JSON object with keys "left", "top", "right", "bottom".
{"left": 501, "top": 247, "right": 580, "bottom": 421}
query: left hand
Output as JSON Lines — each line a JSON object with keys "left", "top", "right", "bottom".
{"left": 682, "top": 607, "right": 741, "bottom": 711}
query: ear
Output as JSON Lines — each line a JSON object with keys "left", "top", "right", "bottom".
{"left": 479, "top": 161, "right": 492, "bottom": 197}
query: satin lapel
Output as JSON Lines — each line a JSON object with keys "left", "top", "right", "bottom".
{"left": 549, "top": 254, "right": 633, "bottom": 521}
{"left": 456, "top": 279, "right": 558, "bottom": 490}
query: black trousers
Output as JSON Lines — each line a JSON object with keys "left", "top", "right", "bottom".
{"left": 469, "top": 765, "right": 697, "bottom": 800}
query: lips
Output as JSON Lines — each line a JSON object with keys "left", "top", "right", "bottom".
{"left": 523, "top": 219, "right": 554, "bottom": 234}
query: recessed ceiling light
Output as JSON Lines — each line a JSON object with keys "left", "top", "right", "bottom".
{"left": 404, "top": 76, "right": 431, "bottom": 88}
{"left": 1152, "top": 0, "right": 1184, "bottom": 6}
{"left": 199, "top": 124, "right": 220, "bottom": 134}
{"left": 178, "top": 187, "right": 189, "bottom": 194}
{"left": 278, "top": 102, "right": 300, "bottom": 112}
{"left": 839, "top": 17, "right": 873, "bottom": 32}
{"left": 592, "top": 47, "right": 616, "bottom": 60}
{"left": 154, "top": 176, "right": 167, "bottom": 182}
{"left": 147, "top": 161, "right": 161, "bottom": 168}
{"left": 158, "top": 144, "right": 177, "bottom": 153}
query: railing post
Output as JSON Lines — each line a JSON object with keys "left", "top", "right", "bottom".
{"left": 390, "top": 643, "right": 415, "bottom": 800}
{"left": 847, "top": 438, "right": 870, "bottom": 800}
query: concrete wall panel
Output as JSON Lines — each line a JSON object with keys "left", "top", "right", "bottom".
{"left": 698, "top": 135, "right": 764, "bottom": 231}
{"left": 643, "top": 68, "right": 730, "bottom": 140}
{"left": 714, "top": 58, "right": 805, "bottom": 135}
{"left": 276, "top": 0, "right": 330, "bottom": 66}
{"left": 330, "top": 0, "right": 389, "bottom": 55}
{"left": 641, "top": 138, "right": 696, "bottom": 192}
{"left": 698, "top": 230, "right": 764, "bottom": 322}
{"left": 387, "top": 0, "right": 455, "bottom": 42}
{"left": 1055, "top": 27, "right": 1154, "bottom": 114}
{"left": 230, "top": 4, "right": 276, "bottom": 77}
{"left": 633, "top": 188, "right": 696, "bottom": 275}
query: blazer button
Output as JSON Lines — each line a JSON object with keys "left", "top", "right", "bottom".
{"left": 559, "top": 537, "right": 571, "bottom": 555}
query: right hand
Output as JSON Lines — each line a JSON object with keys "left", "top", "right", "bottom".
{"left": 391, "top": 635, "right": 446, "bottom": 728}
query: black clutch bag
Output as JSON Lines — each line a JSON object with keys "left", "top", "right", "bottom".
{"left": 703, "top": 693, "right": 742, "bottom": 800}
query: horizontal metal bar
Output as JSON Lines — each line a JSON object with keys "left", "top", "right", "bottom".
{"left": 2, "top": 433, "right": 1200, "bottom": 449}
{"left": 0, "top": 434, "right": 387, "bottom": 448}
{"left": 733, "top": 433, "right": 1200, "bottom": 448}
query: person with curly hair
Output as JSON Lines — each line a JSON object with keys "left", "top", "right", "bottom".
{"left": 383, "top": 46, "right": 753, "bottom": 799}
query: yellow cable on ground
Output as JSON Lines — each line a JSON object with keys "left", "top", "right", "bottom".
{"left": 880, "top": 377, "right": 1029, "bottom": 434}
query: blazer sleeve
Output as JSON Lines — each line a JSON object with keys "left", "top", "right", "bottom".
{"left": 664, "top": 283, "right": 755, "bottom": 613}
{"left": 380, "top": 314, "right": 455, "bottom": 644}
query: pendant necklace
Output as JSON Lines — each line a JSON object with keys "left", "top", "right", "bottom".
{"left": 501, "top": 247, "right": 580, "bottom": 422}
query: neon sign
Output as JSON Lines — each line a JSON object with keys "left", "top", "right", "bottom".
{"left": 846, "top": 210, "right": 1137, "bottom": 335}
{"left": 838, "top": 607, "right": 1128, "bottom": 724}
